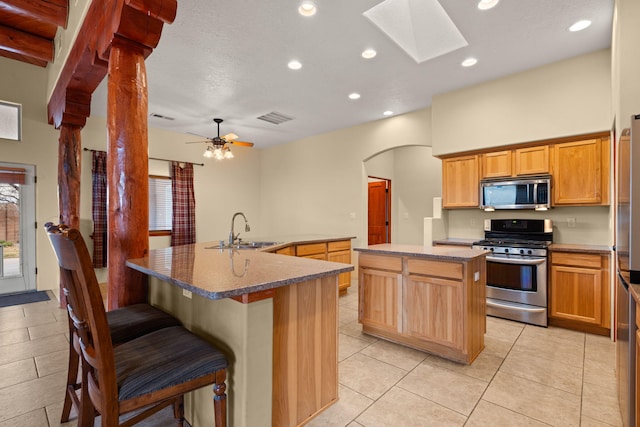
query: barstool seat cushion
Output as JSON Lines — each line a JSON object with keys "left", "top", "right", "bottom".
{"left": 115, "top": 326, "right": 228, "bottom": 401}
{"left": 107, "top": 303, "right": 182, "bottom": 345}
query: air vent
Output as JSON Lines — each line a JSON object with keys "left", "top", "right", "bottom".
{"left": 150, "top": 113, "right": 175, "bottom": 121}
{"left": 256, "top": 112, "right": 293, "bottom": 125}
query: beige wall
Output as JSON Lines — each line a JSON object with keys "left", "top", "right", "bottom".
{"left": 612, "top": 0, "right": 640, "bottom": 133}
{"left": 432, "top": 49, "right": 612, "bottom": 156}
{"left": 258, "top": 108, "right": 432, "bottom": 249}
{"left": 0, "top": 57, "right": 63, "bottom": 294}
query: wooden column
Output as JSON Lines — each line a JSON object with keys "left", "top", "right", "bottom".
{"left": 57, "top": 123, "right": 82, "bottom": 307}
{"left": 106, "top": 37, "right": 150, "bottom": 309}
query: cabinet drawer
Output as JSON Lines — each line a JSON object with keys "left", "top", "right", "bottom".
{"left": 275, "top": 246, "right": 295, "bottom": 256}
{"left": 358, "top": 253, "right": 402, "bottom": 272}
{"left": 552, "top": 252, "right": 602, "bottom": 269}
{"left": 328, "top": 240, "right": 351, "bottom": 252}
{"left": 296, "top": 243, "right": 327, "bottom": 257}
{"left": 406, "top": 259, "right": 462, "bottom": 280}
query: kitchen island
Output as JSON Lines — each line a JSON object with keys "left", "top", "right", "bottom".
{"left": 126, "top": 241, "right": 353, "bottom": 427}
{"left": 355, "top": 244, "right": 487, "bottom": 364}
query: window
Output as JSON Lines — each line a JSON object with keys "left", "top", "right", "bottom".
{"left": 149, "top": 175, "right": 172, "bottom": 235}
{"left": 0, "top": 101, "right": 21, "bottom": 141}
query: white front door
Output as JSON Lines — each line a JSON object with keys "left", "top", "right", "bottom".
{"left": 0, "top": 163, "right": 36, "bottom": 295}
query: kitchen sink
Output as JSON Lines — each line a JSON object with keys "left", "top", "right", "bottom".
{"left": 206, "top": 241, "right": 282, "bottom": 250}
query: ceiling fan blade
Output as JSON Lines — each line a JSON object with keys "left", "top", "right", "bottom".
{"left": 222, "top": 132, "right": 239, "bottom": 141}
{"left": 231, "top": 140, "right": 254, "bottom": 147}
{"left": 185, "top": 140, "right": 210, "bottom": 144}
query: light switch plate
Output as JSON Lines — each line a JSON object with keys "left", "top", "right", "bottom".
{"left": 182, "top": 289, "right": 192, "bottom": 299}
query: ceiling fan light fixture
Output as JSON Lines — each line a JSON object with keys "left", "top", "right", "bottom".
{"left": 224, "top": 148, "right": 234, "bottom": 159}
{"left": 299, "top": 2, "right": 317, "bottom": 17}
{"left": 213, "top": 147, "right": 225, "bottom": 160}
{"left": 203, "top": 146, "right": 214, "bottom": 158}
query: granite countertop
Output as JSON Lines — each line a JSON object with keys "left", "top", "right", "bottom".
{"left": 432, "top": 238, "right": 477, "bottom": 247}
{"left": 354, "top": 244, "right": 488, "bottom": 261}
{"left": 549, "top": 243, "right": 612, "bottom": 254}
{"left": 126, "top": 241, "right": 354, "bottom": 300}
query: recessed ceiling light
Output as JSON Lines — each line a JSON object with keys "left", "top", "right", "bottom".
{"left": 383, "top": 110, "right": 393, "bottom": 116}
{"left": 569, "top": 20, "right": 592, "bottom": 32}
{"left": 477, "top": 0, "right": 499, "bottom": 10}
{"left": 288, "top": 60, "right": 302, "bottom": 70}
{"left": 461, "top": 57, "right": 478, "bottom": 67}
{"left": 362, "top": 49, "right": 377, "bottom": 59}
{"left": 349, "top": 93, "right": 361, "bottom": 100}
{"left": 298, "top": 2, "right": 316, "bottom": 17}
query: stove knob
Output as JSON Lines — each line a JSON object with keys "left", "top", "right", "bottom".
{"left": 489, "top": 247, "right": 494, "bottom": 252}
{"left": 520, "top": 249, "right": 524, "bottom": 254}
{"left": 504, "top": 248, "right": 509, "bottom": 253}
{"left": 528, "top": 250, "right": 533, "bottom": 255}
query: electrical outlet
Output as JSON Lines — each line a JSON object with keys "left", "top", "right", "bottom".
{"left": 567, "top": 217, "right": 576, "bottom": 228}
{"left": 182, "top": 289, "right": 192, "bottom": 299}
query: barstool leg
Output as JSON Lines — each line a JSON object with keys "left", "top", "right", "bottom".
{"left": 61, "top": 319, "right": 79, "bottom": 422}
{"left": 213, "top": 370, "right": 227, "bottom": 427}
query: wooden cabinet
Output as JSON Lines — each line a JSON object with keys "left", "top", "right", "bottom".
{"left": 481, "top": 146, "right": 549, "bottom": 179}
{"left": 549, "top": 251, "right": 610, "bottom": 335}
{"left": 482, "top": 150, "right": 512, "bottom": 178}
{"left": 358, "top": 252, "right": 485, "bottom": 364}
{"left": 514, "top": 145, "right": 549, "bottom": 176}
{"left": 358, "top": 254, "right": 402, "bottom": 334}
{"left": 551, "top": 137, "right": 610, "bottom": 206}
{"left": 442, "top": 155, "right": 479, "bottom": 208}
{"left": 285, "top": 240, "right": 352, "bottom": 294}
{"left": 327, "top": 240, "right": 352, "bottom": 294}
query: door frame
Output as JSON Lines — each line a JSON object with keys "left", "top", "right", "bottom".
{"left": 367, "top": 176, "right": 391, "bottom": 244}
{"left": 0, "top": 162, "right": 36, "bottom": 295}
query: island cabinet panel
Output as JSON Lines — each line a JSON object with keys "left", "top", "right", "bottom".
{"left": 404, "top": 275, "right": 463, "bottom": 350}
{"left": 276, "top": 245, "right": 295, "bottom": 256}
{"left": 549, "top": 250, "right": 610, "bottom": 335}
{"left": 358, "top": 252, "right": 485, "bottom": 364}
{"left": 273, "top": 275, "right": 338, "bottom": 427}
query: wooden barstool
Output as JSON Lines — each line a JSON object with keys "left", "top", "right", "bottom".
{"left": 46, "top": 223, "right": 228, "bottom": 427}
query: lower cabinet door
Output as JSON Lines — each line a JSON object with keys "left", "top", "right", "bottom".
{"left": 359, "top": 268, "right": 402, "bottom": 333}
{"left": 404, "top": 274, "right": 464, "bottom": 350}
{"left": 550, "top": 265, "right": 602, "bottom": 325}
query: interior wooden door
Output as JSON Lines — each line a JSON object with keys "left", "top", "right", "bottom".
{"left": 368, "top": 179, "right": 390, "bottom": 245}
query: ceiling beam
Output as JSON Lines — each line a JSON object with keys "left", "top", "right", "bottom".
{"left": 47, "top": 0, "right": 176, "bottom": 128}
{"left": 0, "top": 23, "right": 53, "bottom": 62}
{"left": 0, "top": 0, "right": 68, "bottom": 28}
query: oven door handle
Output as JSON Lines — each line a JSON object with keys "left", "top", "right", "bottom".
{"left": 486, "top": 299, "right": 547, "bottom": 313}
{"left": 485, "top": 255, "right": 546, "bottom": 265}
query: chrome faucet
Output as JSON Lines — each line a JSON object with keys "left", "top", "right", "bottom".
{"left": 229, "top": 212, "right": 250, "bottom": 245}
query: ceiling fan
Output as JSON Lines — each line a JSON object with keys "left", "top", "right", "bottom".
{"left": 187, "top": 118, "right": 254, "bottom": 159}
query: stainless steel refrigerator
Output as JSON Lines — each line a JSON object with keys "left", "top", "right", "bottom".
{"left": 617, "top": 114, "right": 640, "bottom": 427}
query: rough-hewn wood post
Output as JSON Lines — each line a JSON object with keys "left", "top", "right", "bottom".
{"left": 57, "top": 123, "right": 82, "bottom": 306}
{"left": 106, "top": 37, "right": 150, "bottom": 309}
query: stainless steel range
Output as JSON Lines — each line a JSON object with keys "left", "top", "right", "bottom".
{"left": 472, "top": 219, "right": 553, "bottom": 327}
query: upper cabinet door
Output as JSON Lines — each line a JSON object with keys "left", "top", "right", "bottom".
{"left": 442, "top": 155, "right": 479, "bottom": 208}
{"left": 482, "top": 151, "right": 512, "bottom": 179}
{"left": 515, "top": 145, "right": 549, "bottom": 176}
{"left": 552, "top": 138, "right": 610, "bottom": 206}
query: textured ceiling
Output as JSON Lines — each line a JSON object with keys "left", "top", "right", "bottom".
{"left": 88, "top": 0, "right": 614, "bottom": 148}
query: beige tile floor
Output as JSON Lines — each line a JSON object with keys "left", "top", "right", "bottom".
{"left": 0, "top": 286, "right": 623, "bottom": 426}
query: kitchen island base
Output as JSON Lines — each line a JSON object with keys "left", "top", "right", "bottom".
{"left": 356, "top": 247, "right": 487, "bottom": 365}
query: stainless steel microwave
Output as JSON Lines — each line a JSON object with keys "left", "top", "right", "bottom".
{"left": 480, "top": 176, "right": 551, "bottom": 210}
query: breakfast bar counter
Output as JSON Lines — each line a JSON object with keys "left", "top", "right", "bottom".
{"left": 127, "top": 242, "right": 353, "bottom": 427}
